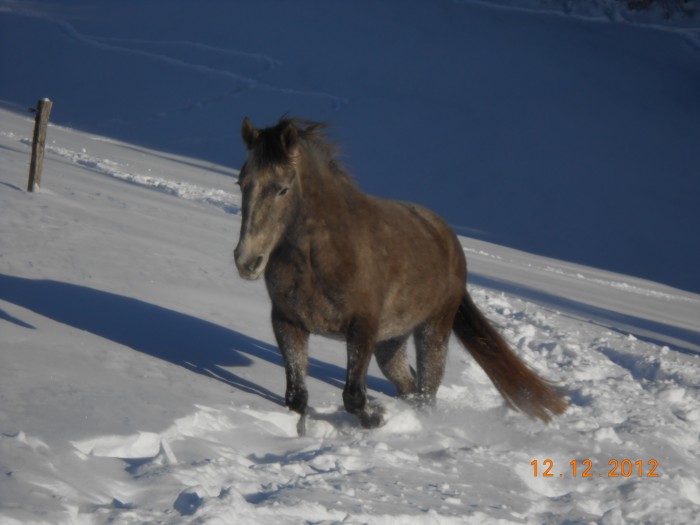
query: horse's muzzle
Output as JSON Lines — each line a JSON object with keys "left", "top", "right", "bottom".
{"left": 234, "top": 248, "right": 265, "bottom": 280}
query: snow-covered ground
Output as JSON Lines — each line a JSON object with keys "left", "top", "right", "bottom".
{"left": 2, "top": 102, "right": 700, "bottom": 524}
{"left": 2, "top": 0, "right": 700, "bottom": 523}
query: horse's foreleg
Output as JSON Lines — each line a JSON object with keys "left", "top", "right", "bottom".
{"left": 344, "top": 318, "right": 383, "bottom": 428}
{"left": 272, "top": 309, "right": 310, "bottom": 416}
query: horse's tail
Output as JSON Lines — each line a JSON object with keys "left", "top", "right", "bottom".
{"left": 452, "top": 293, "right": 567, "bottom": 422}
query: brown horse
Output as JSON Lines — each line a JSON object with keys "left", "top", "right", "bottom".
{"left": 234, "top": 116, "right": 566, "bottom": 430}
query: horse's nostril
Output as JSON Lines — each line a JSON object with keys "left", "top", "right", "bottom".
{"left": 248, "top": 255, "right": 264, "bottom": 273}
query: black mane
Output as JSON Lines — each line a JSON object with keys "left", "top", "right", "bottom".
{"left": 255, "top": 118, "right": 349, "bottom": 180}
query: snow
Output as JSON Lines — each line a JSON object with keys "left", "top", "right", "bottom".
{"left": 2, "top": 103, "right": 700, "bottom": 525}
{"left": 2, "top": 0, "right": 700, "bottom": 292}
{"left": 2, "top": 1, "right": 700, "bottom": 523}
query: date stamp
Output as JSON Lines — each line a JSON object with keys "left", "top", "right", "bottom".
{"left": 531, "top": 459, "right": 659, "bottom": 478}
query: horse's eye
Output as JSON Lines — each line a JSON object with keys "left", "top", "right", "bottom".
{"left": 277, "top": 187, "right": 289, "bottom": 197}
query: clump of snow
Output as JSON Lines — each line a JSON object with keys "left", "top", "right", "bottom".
{"left": 72, "top": 432, "right": 162, "bottom": 460}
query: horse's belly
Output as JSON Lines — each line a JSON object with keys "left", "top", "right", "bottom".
{"left": 376, "top": 277, "right": 460, "bottom": 341}
{"left": 376, "top": 306, "right": 433, "bottom": 341}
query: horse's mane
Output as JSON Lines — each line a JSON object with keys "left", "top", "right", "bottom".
{"left": 255, "top": 117, "right": 353, "bottom": 184}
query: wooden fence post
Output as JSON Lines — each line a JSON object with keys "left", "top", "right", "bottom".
{"left": 27, "top": 98, "right": 53, "bottom": 192}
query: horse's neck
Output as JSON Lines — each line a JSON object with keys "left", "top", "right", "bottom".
{"left": 297, "top": 158, "right": 365, "bottom": 242}
{"left": 303, "top": 154, "right": 360, "bottom": 206}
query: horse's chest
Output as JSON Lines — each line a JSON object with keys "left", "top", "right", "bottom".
{"left": 265, "top": 262, "right": 347, "bottom": 335}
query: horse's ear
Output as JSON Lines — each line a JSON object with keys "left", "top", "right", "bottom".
{"left": 281, "top": 122, "right": 299, "bottom": 157}
{"left": 241, "top": 117, "right": 258, "bottom": 150}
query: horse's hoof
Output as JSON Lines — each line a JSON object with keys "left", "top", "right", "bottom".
{"left": 296, "top": 413, "right": 307, "bottom": 437}
{"left": 359, "top": 411, "right": 383, "bottom": 429}
{"left": 409, "top": 394, "right": 437, "bottom": 411}
{"left": 358, "top": 403, "right": 385, "bottom": 429}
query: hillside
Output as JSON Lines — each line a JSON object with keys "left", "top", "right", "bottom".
{"left": 2, "top": 106, "right": 700, "bottom": 524}
{"left": 1, "top": 0, "right": 700, "bottom": 291}
{"left": 3, "top": 1, "right": 700, "bottom": 523}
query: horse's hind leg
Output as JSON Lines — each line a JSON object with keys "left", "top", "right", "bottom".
{"left": 414, "top": 316, "right": 452, "bottom": 405}
{"left": 272, "top": 308, "right": 310, "bottom": 417}
{"left": 375, "top": 335, "right": 416, "bottom": 398}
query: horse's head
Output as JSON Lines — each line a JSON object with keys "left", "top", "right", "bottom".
{"left": 234, "top": 117, "right": 303, "bottom": 280}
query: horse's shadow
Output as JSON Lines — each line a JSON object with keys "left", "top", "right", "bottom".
{"left": 0, "top": 274, "right": 394, "bottom": 407}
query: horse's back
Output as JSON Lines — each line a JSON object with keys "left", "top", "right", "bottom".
{"left": 367, "top": 197, "right": 464, "bottom": 276}
{"left": 357, "top": 197, "right": 466, "bottom": 340}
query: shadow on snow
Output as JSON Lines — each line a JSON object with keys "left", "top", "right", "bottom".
{"left": 0, "top": 274, "right": 394, "bottom": 407}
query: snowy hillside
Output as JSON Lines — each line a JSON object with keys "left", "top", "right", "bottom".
{"left": 2, "top": 103, "right": 700, "bottom": 524}
{"left": 1, "top": 0, "right": 700, "bottom": 292}
{"left": 2, "top": 0, "right": 700, "bottom": 522}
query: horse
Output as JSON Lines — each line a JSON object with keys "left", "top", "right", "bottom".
{"left": 233, "top": 116, "right": 567, "bottom": 431}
